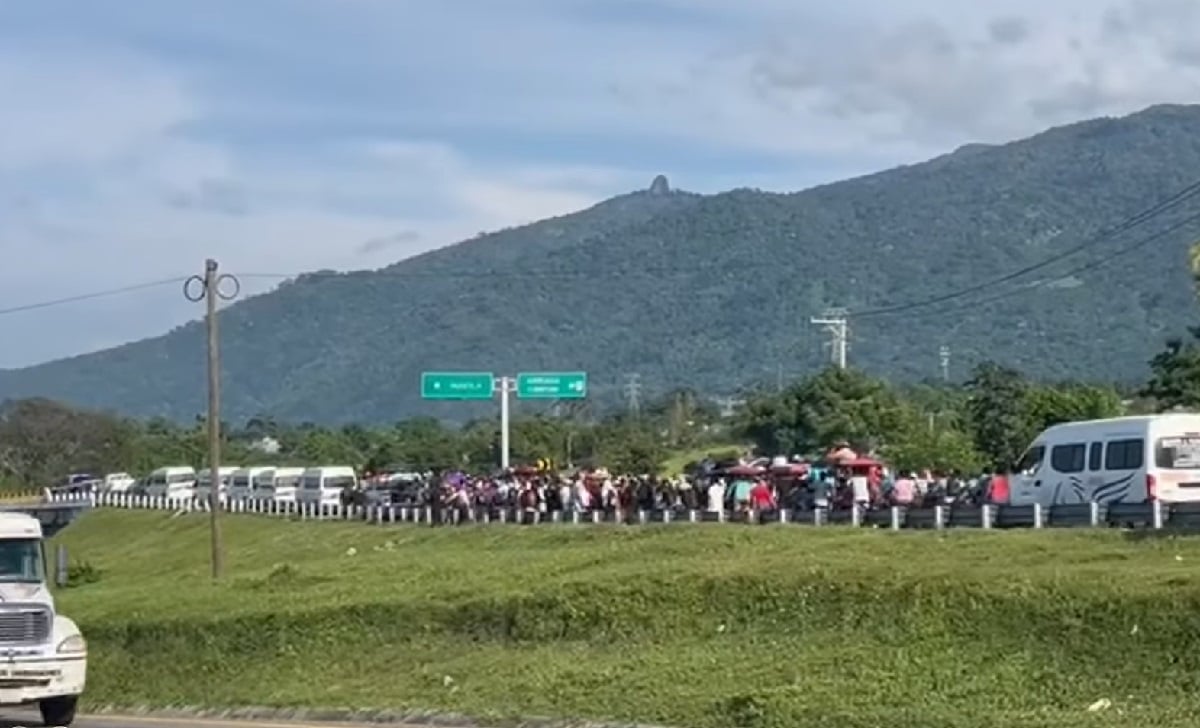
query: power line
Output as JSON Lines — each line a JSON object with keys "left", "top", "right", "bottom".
{"left": 865, "top": 208, "right": 1200, "bottom": 322}
{"left": 847, "top": 178, "right": 1200, "bottom": 319}
{"left": 0, "top": 276, "right": 188, "bottom": 317}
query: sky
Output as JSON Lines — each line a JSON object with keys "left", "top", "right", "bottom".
{"left": 2, "top": 0, "right": 1200, "bottom": 367}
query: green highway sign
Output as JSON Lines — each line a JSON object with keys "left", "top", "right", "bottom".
{"left": 421, "top": 371, "right": 495, "bottom": 400}
{"left": 516, "top": 371, "right": 587, "bottom": 399}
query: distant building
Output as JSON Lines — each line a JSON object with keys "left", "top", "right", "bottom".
{"left": 250, "top": 436, "right": 281, "bottom": 454}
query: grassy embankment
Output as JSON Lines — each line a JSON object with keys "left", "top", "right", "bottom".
{"left": 52, "top": 510, "right": 1200, "bottom": 728}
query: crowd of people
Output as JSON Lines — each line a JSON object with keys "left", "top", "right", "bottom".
{"left": 362, "top": 443, "right": 1005, "bottom": 524}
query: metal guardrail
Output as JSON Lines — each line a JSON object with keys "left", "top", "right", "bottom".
{"left": 0, "top": 488, "right": 47, "bottom": 503}
{"left": 45, "top": 491, "right": 1200, "bottom": 531}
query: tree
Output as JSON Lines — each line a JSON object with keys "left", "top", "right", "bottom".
{"left": 1141, "top": 329, "right": 1200, "bottom": 410}
{"left": 391, "top": 418, "right": 465, "bottom": 471}
{"left": 0, "top": 398, "right": 135, "bottom": 486}
{"left": 734, "top": 395, "right": 789, "bottom": 455}
{"left": 790, "top": 368, "right": 904, "bottom": 454}
{"left": 964, "top": 362, "right": 1036, "bottom": 472}
{"left": 1025, "top": 383, "right": 1122, "bottom": 429}
{"left": 734, "top": 368, "right": 903, "bottom": 456}
{"left": 882, "top": 404, "right": 983, "bottom": 474}
{"left": 595, "top": 424, "right": 664, "bottom": 474}
{"left": 293, "top": 429, "right": 362, "bottom": 465}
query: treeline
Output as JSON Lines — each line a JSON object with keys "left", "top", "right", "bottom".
{"left": 0, "top": 391, "right": 726, "bottom": 488}
{"left": 1, "top": 335, "right": 1197, "bottom": 488}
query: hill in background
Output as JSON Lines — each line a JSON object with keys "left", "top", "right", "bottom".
{"left": 5, "top": 104, "right": 1200, "bottom": 424}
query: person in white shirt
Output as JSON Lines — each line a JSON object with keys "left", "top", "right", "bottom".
{"left": 851, "top": 473, "right": 870, "bottom": 510}
{"left": 572, "top": 480, "right": 591, "bottom": 512}
{"left": 600, "top": 479, "right": 617, "bottom": 511}
{"left": 707, "top": 478, "right": 727, "bottom": 513}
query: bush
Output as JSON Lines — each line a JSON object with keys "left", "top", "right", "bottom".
{"left": 63, "top": 560, "right": 101, "bottom": 588}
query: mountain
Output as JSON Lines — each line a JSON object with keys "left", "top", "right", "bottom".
{"left": 6, "top": 104, "right": 1200, "bottom": 424}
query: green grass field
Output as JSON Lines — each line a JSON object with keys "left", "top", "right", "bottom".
{"left": 51, "top": 510, "right": 1200, "bottom": 727}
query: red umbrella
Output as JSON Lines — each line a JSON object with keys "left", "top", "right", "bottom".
{"left": 771, "top": 463, "right": 809, "bottom": 476}
{"left": 725, "top": 464, "right": 765, "bottom": 476}
{"left": 841, "top": 457, "right": 881, "bottom": 469}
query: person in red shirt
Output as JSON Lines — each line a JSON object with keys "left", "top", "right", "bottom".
{"left": 749, "top": 479, "right": 776, "bottom": 511}
{"left": 988, "top": 473, "right": 1010, "bottom": 504}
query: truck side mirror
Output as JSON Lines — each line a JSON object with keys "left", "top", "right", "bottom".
{"left": 55, "top": 544, "right": 68, "bottom": 588}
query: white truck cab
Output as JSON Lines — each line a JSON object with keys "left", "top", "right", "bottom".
{"left": 0, "top": 512, "right": 86, "bottom": 725}
{"left": 1010, "top": 414, "right": 1200, "bottom": 506}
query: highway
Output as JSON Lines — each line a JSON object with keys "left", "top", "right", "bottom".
{"left": 0, "top": 712, "right": 438, "bottom": 728}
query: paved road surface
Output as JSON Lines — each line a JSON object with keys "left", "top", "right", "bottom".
{"left": 0, "top": 712, "right": 421, "bottom": 728}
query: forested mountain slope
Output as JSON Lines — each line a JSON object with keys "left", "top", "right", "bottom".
{"left": 4, "top": 105, "right": 1200, "bottom": 424}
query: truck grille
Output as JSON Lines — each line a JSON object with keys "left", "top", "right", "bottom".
{"left": 0, "top": 606, "right": 51, "bottom": 644}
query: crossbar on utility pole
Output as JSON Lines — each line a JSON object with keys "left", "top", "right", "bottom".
{"left": 810, "top": 308, "right": 849, "bottom": 369}
{"left": 184, "top": 259, "right": 240, "bottom": 580}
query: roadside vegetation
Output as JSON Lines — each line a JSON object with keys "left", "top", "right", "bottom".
{"left": 53, "top": 509, "right": 1200, "bottom": 727}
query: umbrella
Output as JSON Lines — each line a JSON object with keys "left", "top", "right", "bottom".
{"left": 726, "top": 464, "right": 765, "bottom": 477}
{"left": 827, "top": 447, "right": 858, "bottom": 464}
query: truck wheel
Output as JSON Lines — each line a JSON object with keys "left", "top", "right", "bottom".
{"left": 39, "top": 695, "right": 77, "bottom": 726}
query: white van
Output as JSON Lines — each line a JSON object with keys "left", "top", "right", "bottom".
{"left": 297, "top": 466, "right": 357, "bottom": 506}
{"left": 229, "top": 466, "right": 274, "bottom": 500}
{"left": 1010, "top": 414, "right": 1200, "bottom": 506}
{"left": 103, "top": 472, "right": 136, "bottom": 493}
{"left": 144, "top": 466, "right": 197, "bottom": 500}
{"left": 253, "top": 467, "right": 304, "bottom": 504}
{"left": 194, "top": 466, "right": 240, "bottom": 503}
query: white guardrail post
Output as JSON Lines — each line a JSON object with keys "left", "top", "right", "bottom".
{"left": 64, "top": 490, "right": 1193, "bottom": 536}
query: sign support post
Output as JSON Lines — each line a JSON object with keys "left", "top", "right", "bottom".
{"left": 498, "top": 376, "right": 511, "bottom": 469}
{"left": 421, "top": 370, "right": 587, "bottom": 471}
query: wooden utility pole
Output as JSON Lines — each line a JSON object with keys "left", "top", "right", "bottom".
{"left": 184, "top": 259, "right": 239, "bottom": 580}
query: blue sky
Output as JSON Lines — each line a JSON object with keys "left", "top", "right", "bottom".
{"left": 2, "top": 0, "right": 1200, "bottom": 366}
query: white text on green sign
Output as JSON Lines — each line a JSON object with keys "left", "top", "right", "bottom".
{"left": 516, "top": 372, "right": 587, "bottom": 399}
{"left": 421, "top": 372, "right": 495, "bottom": 400}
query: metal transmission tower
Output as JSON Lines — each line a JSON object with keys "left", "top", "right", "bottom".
{"left": 810, "top": 308, "right": 849, "bottom": 369}
{"left": 183, "top": 259, "right": 239, "bottom": 581}
{"left": 714, "top": 396, "right": 746, "bottom": 419}
{"left": 939, "top": 345, "right": 951, "bottom": 382}
{"left": 624, "top": 373, "right": 642, "bottom": 416}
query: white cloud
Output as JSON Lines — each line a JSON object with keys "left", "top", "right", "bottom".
{"left": 0, "top": 46, "right": 194, "bottom": 170}
{"left": 3, "top": 0, "right": 1200, "bottom": 368}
